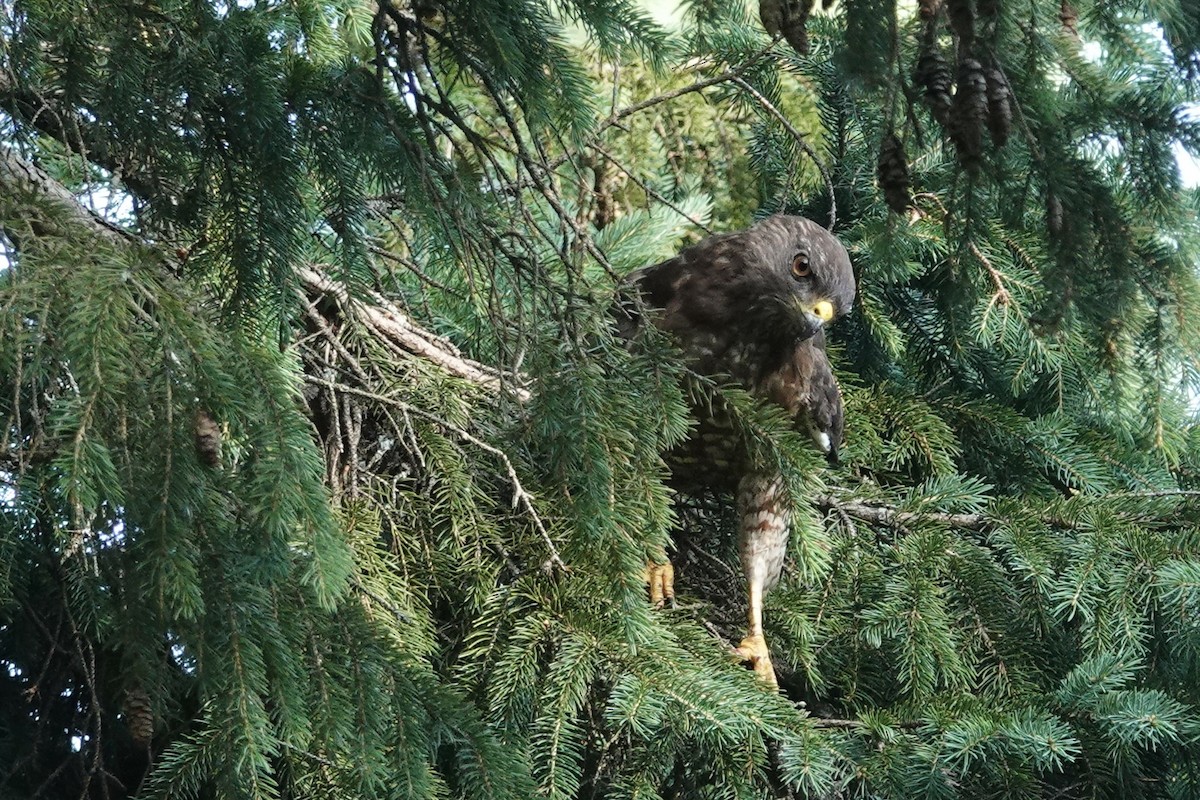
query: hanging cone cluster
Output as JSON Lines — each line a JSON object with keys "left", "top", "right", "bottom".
{"left": 759, "top": 0, "right": 816, "bottom": 55}
{"left": 915, "top": 45, "right": 954, "bottom": 125}
{"left": 913, "top": 0, "right": 1016, "bottom": 169}
{"left": 123, "top": 686, "right": 154, "bottom": 747}
{"left": 194, "top": 409, "right": 222, "bottom": 468}
{"left": 877, "top": 133, "right": 913, "bottom": 214}
{"left": 986, "top": 63, "right": 1013, "bottom": 147}
{"left": 950, "top": 57, "right": 988, "bottom": 169}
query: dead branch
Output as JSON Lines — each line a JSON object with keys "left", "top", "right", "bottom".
{"left": 296, "top": 266, "right": 530, "bottom": 401}
{"left": 816, "top": 495, "right": 988, "bottom": 531}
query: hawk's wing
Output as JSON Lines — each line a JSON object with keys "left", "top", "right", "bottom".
{"left": 613, "top": 230, "right": 748, "bottom": 345}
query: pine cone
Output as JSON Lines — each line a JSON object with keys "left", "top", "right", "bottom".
{"left": 194, "top": 409, "right": 222, "bottom": 468}
{"left": 781, "top": 0, "right": 815, "bottom": 55}
{"left": 123, "top": 686, "right": 154, "bottom": 747}
{"left": 985, "top": 66, "right": 1013, "bottom": 147}
{"left": 946, "top": 0, "right": 975, "bottom": 45}
{"left": 877, "top": 134, "right": 913, "bottom": 214}
{"left": 915, "top": 45, "right": 954, "bottom": 125}
{"left": 759, "top": 0, "right": 784, "bottom": 37}
{"left": 950, "top": 57, "right": 988, "bottom": 169}
{"left": 918, "top": 0, "right": 943, "bottom": 22}
{"left": 1060, "top": 0, "right": 1079, "bottom": 39}
{"left": 1046, "top": 192, "right": 1064, "bottom": 234}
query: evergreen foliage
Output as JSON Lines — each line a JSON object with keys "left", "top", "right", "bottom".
{"left": 1, "top": 0, "right": 1200, "bottom": 797}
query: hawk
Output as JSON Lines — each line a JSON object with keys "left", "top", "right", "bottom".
{"left": 617, "top": 214, "right": 855, "bottom": 687}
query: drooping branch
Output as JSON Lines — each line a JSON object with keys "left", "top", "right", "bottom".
{"left": 6, "top": 144, "right": 1197, "bottom": 545}
{"left": 0, "top": 144, "right": 521, "bottom": 399}
{"left": 0, "top": 74, "right": 166, "bottom": 202}
{"left": 0, "top": 146, "right": 138, "bottom": 245}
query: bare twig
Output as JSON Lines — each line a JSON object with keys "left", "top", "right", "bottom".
{"left": 809, "top": 717, "right": 924, "bottom": 730}
{"left": 816, "top": 488, "right": 1200, "bottom": 535}
{"left": 816, "top": 494, "right": 988, "bottom": 531}
{"left": 589, "top": 143, "right": 715, "bottom": 234}
{"left": 351, "top": 579, "right": 412, "bottom": 624}
{"left": 539, "top": 45, "right": 780, "bottom": 180}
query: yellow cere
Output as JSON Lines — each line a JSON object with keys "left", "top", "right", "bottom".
{"left": 813, "top": 300, "right": 834, "bottom": 322}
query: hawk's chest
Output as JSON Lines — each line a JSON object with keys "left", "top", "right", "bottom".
{"left": 676, "top": 329, "right": 787, "bottom": 391}
{"left": 665, "top": 330, "right": 792, "bottom": 492}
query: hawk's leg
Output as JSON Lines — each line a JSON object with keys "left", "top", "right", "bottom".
{"left": 733, "top": 472, "right": 789, "bottom": 688}
{"left": 644, "top": 561, "right": 675, "bottom": 609}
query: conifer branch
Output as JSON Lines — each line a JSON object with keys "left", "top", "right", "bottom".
{"left": 588, "top": 143, "right": 715, "bottom": 234}
{"left": 0, "top": 74, "right": 164, "bottom": 202}
{"left": 351, "top": 579, "right": 412, "bottom": 625}
{"left": 817, "top": 490, "right": 1200, "bottom": 533}
{"left": 541, "top": 45, "right": 777, "bottom": 177}
{"left": 597, "top": 51, "right": 775, "bottom": 135}
{"left": 727, "top": 75, "right": 837, "bottom": 229}
{"left": 0, "top": 144, "right": 526, "bottom": 407}
{"left": 816, "top": 495, "right": 988, "bottom": 530}
{"left": 808, "top": 717, "right": 923, "bottom": 730}
{"left": 6, "top": 143, "right": 1197, "bottom": 573}
{"left": 967, "top": 241, "right": 1012, "bottom": 307}
{"left": 303, "top": 375, "right": 565, "bottom": 572}
{"left": 0, "top": 145, "right": 137, "bottom": 245}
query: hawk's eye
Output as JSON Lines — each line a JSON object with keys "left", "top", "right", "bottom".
{"left": 791, "top": 254, "right": 811, "bottom": 278}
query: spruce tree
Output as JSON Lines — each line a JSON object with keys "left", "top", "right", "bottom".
{"left": 2, "top": 0, "right": 1200, "bottom": 798}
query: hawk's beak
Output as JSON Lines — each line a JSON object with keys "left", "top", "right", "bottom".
{"left": 792, "top": 297, "right": 829, "bottom": 340}
{"left": 812, "top": 300, "right": 835, "bottom": 323}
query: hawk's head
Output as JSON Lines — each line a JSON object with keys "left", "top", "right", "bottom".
{"left": 620, "top": 214, "right": 855, "bottom": 349}
{"left": 732, "top": 214, "right": 855, "bottom": 343}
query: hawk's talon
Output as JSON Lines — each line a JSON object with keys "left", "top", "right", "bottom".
{"left": 644, "top": 561, "right": 675, "bottom": 609}
{"left": 734, "top": 633, "right": 778, "bottom": 688}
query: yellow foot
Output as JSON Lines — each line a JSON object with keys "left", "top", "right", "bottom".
{"left": 643, "top": 561, "right": 675, "bottom": 609}
{"left": 734, "top": 634, "right": 778, "bottom": 689}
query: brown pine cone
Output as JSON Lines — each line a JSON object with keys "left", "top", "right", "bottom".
{"left": 877, "top": 134, "right": 913, "bottom": 214}
{"left": 985, "top": 65, "right": 1013, "bottom": 147}
{"left": 916, "top": 45, "right": 954, "bottom": 125}
{"left": 950, "top": 57, "right": 988, "bottom": 169}
{"left": 123, "top": 686, "right": 154, "bottom": 747}
{"left": 194, "top": 409, "right": 222, "bottom": 468}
